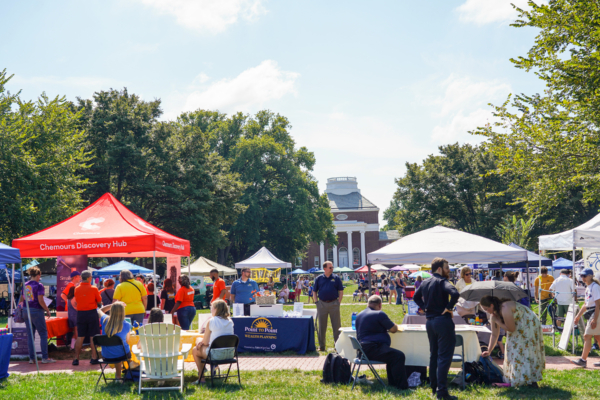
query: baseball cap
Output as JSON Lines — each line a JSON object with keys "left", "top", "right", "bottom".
{"left": 70, "top": 271, "right": 81, "bottom": 278}
{"left": 580, "top": 268, "right": 594, "bottom": 277}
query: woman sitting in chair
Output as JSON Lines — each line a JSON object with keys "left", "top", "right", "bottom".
{"left": 98, "top": 301, "right": 132, "bottom": 381}
{"left": 278, "top": 285, "right": 290, "bottom": 303}
{"left": 191, "top": 299, "right": 234, "bottom": 385}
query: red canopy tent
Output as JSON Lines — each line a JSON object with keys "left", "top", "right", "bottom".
{"left": 12, "top": 193, "right": 190, "bottom": 306}
{"left": 355, "top": 265, "right": 377, "bottom": 274}
{"left": 13, "top": 193, "right": 189, "bottom": 258}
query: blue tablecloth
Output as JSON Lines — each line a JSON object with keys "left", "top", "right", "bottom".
{"left": 0, "top": 334, "right": 12, "bottom": 380}
{"left": 232, "top": 316, "right": 316, "bottom": 354}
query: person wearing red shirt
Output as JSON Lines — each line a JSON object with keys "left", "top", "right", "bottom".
{"left": 60, "top": 271, "right": 81, "bottom": 311}
{"left": 171, "top": 275, "right": 196, "bottom": 330}
{"left": 210, "top": 269, "right": 226, "bottom": 305}
{"left": 72, "top": 271, "right": 102, "bottom": 366}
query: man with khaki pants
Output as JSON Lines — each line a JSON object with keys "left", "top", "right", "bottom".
{"left": 313, "top": 261, "right": 344, "bottom": 351}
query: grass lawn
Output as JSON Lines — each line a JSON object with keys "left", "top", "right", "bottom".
{"left": 0, "top": 368, "right": 598, "bottom": 399}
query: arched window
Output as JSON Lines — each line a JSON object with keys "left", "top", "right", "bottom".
{"left": 327, "top": 249, "right": 333, "bottom": 262}
{"left": 353, "top": 248, "right": 360, "bottom": 266}
{"left": 339, "top": 247, "right": 348, "bottom": 268}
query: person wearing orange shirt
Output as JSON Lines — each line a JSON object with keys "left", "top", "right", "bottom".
{"left": 60, "top": 271, "right": 81, "bottom": 311}
{"left": 72, "top": 270, "right": 102, "bottom": 366}
{"left": 171, "top": 275, "right": 196, "bottom": 330}
{"left": 210, "top": 269, "right": 226, "bottom": 305}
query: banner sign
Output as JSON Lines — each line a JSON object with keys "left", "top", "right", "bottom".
{"left": 233, "top": 316, "right": 316, "bottom": 354}
{"left": 250, "top": 268, "right": 281, "bottom": 283}
{"left": 56, "top": 255, "right": 88, "bottom": 311}
{"left": 583, "top": 249, "right": 600, "bottom": 275}
{"left": 166, "top": 255, "right": 181, "bottom": 292}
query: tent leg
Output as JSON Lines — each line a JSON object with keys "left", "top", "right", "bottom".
{"left": 572, "top": 247, "right": 576, "bottom": 355}
{"left": 153, "top": 252, "right": 157, "bottom": 310}
{"left": 8, "top": 264, "right": 14, "bottom": 333}
{"left": 538, "top": 249, "right": 541, "bottom": 321}
{"left": 22, "top": 263, "right": 40, "bottom": 374}
{"left": 188, "top": 256, "right": 191, "bottom": 277}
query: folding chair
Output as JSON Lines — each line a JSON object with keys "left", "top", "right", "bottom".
{"left": 200, "top": 334, "right": 241, "bottom": 387}
{"left": 92, "top": 334, "right": 132, "bottom": 388}
{"left": 348, "top": 335, "right": 386, "bottom": 390}
{"left": 452, "top": 335, "right": 465, "bottom": 390}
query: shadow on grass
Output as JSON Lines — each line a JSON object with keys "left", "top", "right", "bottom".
{"left": 497, "top": 386, "right": 572, "bottom": 399}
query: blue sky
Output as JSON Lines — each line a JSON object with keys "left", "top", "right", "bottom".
{"left": 1, "top": 0, "right": 545, "bottom": 223}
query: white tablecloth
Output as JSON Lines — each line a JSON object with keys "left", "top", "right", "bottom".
{"left": 335, "top": 325, "right": 489, "bottom": 367}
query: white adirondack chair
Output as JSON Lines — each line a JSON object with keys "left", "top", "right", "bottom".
{"left": 132, "top": 323, "right": 192, "bottom": 394}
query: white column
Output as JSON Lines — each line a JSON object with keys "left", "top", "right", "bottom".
{"left": 333, "top": 244, "right": 338, "bottom": 268}
{"left": 360, "top": 230, "right": 366, "bottom": 267}
{"left": 347, "top": 231, "right": 353, "bottom": 268}
{"left": 319, "top": 242, "right": 325, "bottom": 268}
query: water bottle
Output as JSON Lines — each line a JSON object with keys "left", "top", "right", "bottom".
{"left": 351, "top": 312, "right": 357, "bottom": 330}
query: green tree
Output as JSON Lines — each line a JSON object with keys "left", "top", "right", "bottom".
{"left": 495, "top": 215, "right": 537, "bottom": 249}
{"left": 179, "top": 109, "right": 337, "bottom": 265}
{"left": 473, "top": 0, "right": 600, "bottom": 232}
{"left": 0, "top": 70, "right": 90, "bottom": 244}
{"left": 385, "top": 143, "right": 516, "bottom": 239}
{"left": 76, "top": 89, "right": 246, "bottom": 257}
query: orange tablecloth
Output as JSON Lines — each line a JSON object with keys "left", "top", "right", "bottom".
{"left": 128, "top": 331, "right": 203, "bottom": 363}
{"left": 46, "top": 317, "right": 71, "bottom": 338}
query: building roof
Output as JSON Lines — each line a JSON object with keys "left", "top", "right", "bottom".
{"left": 327, "top": 192, "right": 378, "bottom": 211}
{"left": 379, "top": 230, "right": 401, "bottom": 241}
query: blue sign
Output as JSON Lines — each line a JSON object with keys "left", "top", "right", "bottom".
{"left": 233, "top": 316, "right": 316, "bottom": 354}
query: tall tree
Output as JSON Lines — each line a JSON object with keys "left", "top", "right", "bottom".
{"left": 385, "top": 143, "right": 516, "bottom": 240}
{"left": 0, "top": 70, "right": 90, "bottom": 244}
{"left": 76, "top": 89, "right": 246, "bottom": 257}
{"left": 180, "top": 109, "right": 337, "bottom": 265}
{"left": 473, "top": 0, "right": 600, "bottom": 233}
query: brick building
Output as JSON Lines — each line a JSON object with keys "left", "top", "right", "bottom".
{"left": 300, "top": 177, "right": 400, "bottom": 270}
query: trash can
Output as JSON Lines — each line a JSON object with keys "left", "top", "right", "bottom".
{"left": 0, "top": 333, "right": 13, "bottom": 380}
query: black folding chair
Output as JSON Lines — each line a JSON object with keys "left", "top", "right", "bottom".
{"left": 348, "top": 335, "right": 386, "bottom": 390}
{"left": 92, "top": 334, "right": 132, "bottom": 388}
{"left": 452, "top": 335, "right": 465, "bottom": 390}
{"left": 201, "top": 334, "right": 241, "bottom": 387}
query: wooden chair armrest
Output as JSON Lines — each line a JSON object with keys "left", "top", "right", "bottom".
{"left": 179, "top": 343, "right": 193, "bottom": 357}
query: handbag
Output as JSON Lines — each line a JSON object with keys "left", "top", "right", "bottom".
{"left": 14, "top": 302, "right": 26, "bottom": 323}
{"left": 584, "top": 307, "right": 596, "bottom": 321}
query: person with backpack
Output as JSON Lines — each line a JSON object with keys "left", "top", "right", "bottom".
{"left": 355, "top": 295, "right": 408, "bottom": 390}
{"left": 100, "top": 279, "right": 115, "bottom": 306}
{"left": 571, "top": 268, "right": 600, "bottom": 368}
{"left": 480, "top": 295, "right": 544, "bottom": 387}
{"left": 113, "top": 269, "right": 148, "bottom": 325}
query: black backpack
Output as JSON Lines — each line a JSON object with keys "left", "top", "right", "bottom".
{"left": 322, "top": 353, "right": 351, "bottom": 384}
{"left": 479, "top": 356, "right": 504, "bottom": 384}
{"left": 463, "top": 361, "right": 489, "bottom": 385}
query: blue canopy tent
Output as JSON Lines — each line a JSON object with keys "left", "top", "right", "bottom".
{"left": 0, "top": 265, "right": 21, "bottom": 283}
{"left": 307, "top": 267, "right": 324, "bottom": 274}
{"left": 92, "top": 260, "right": 154, "bottom": 277}
{"left": 553, "top": 257, "right": 577, "bottom": 269}
{"left": 290, "top": 268, "right": 305, "bottom": 275}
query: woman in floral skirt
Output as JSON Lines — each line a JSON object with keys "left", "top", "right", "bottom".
{"left": 480, "top": 295, "right": 545, "bottom": 387}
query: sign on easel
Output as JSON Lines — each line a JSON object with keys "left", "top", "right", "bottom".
{"left": 559, "top": 304, "right": 585, "bottom": 351}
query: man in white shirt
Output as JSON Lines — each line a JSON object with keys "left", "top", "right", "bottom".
{"left": 550, "top": 269, "right": 576, "bottom": 327}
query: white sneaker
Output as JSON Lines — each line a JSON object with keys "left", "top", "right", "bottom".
{"left": 29, "top": 359, "right": 35, "bottom": 364}
{"left": 42, "top": 358, "right": 57, "bottom": 364}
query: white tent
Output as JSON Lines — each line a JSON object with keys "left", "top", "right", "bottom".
{"left": 539, "top": 213, "right": 600, "bottom": 250}
{"left": 235, "top": 247, "right": 292, "bottom": 269}
{"left": 367, "top": 226, "right": 527, "bottom": 264}
{"left": 370, "top": 264, "right": 391, "bottom": 271}
{"left": 188, "top": 257, "right": 237, "bottom": 276}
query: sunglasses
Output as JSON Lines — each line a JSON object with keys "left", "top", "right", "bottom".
{"left": 465, "top": 273, "right": 471, "bottom": 276}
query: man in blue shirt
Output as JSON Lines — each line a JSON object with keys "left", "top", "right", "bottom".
{"left": 230, "top": 268, "right": 259, "bottom": 316}
{"left": 356, "top": 295, "right": 407, "bottom": 390}
{"left": 414, "top": 258, "right": 460, "bottom": 400}
{"left": 312, "top": 261, "right": 344, "bottom": 351}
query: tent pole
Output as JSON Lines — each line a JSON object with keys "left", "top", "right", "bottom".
{"left": 367, "top": 264, "right": 371, "bottom": 296}
{"left": 9, "top": 263, "right": 15, "bottom": 333}
{"left": 572, "top": 246, "right": 576, "bottom": 354}
{"left": 538, "top": 248, "right": 542, "bottom": 321}
{"left": 22, "top": 263, "right": 39, "bottom": 374}
{"left": 153, "top": 252, "right": 157, "bottom": 310}
{"left": 188, "top": 256, "right": 191, "bottom": 277}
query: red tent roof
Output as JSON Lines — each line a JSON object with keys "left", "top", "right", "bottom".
{"left": 13, "top": 193, "right": 190, "bottom": 258}
{"left": 355, "top": 265, "right": 377, "bottom": 273}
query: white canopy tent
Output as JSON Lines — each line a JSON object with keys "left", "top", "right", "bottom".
{"left": 235, "top": 247, "right": 292, "bottom": 269}
{"left": 368, "top": 226, "right": 527, "bottom": 265}
{"left": 188, "top": 256, "right": 237, "bottom": 276}
{"left": 539, "top": 213, "right": 600, "bottom": 251}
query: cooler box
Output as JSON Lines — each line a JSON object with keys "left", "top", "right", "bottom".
{"left": 405, "top": 286, "right": 415, "bottom": 300}
{"left": 250, "top": 304, "right": 283, "bottom": 317}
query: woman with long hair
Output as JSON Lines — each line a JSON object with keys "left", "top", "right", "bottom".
{"left": 100, "top": 279, "right": 115, "bottom": 306}
{"left": 171, "top": 275, "right": 196, "bottom": 330}
{"left": 98, "top": 301, "right": 132, "bottom": 380}
{"left": 480, "top": 295, "right": 544, "bottom": 387}
{"left": 191, "top": 299, "right": 234, "bottom": 385}
{"left": 160, "top": 278, "right": 176, "bottom": 313}
{"left": 66, "top": 286, "right": 79, "bottom": 349}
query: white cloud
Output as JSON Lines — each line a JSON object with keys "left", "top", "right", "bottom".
{"left": 456, "top": 0, "right": 545, "bottom": 25}
{"left": 429, "top": 75, "right": 511, "bottom": 143}
{"left": 135, "top": 0, "right": 266, "bottom": 34}
{"left": 183, "top": 60, "right": 299, "bottom": 113}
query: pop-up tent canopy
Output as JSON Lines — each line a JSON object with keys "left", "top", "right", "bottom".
{"left": 307, "top": 267, "right": 323, "bottom": 274}
{"left": 334, "top": 267, "right": 355, "bottom": 273}
{"left": 189, "top": 257, "right": 237, "bottom": 276}
{"left": 290, "top": 268, "right": 306, "bottom": 275}
{"left": 553, "top": 257, "right": 578, "bottom": 269}
{"left": 487, "top": 243, "right": 552, "bottom": 269}
{"left": 92, "top": 260, "right": 154, "bottom": 277}
{"left": 368, "top": 226, "right": 527, "bottom": 265}
{"left": 234, "top": 247, "right": 292, "bottom": 269}
{"left": 0, "top": 265, "right": 21, "bottom": 283}
{"left": 0, "top": 243, "right": 21, "bottom": 264}
{"left": 539, "top": 212, "right": 600, "bottom": 250}
{"left": 12, "top": 193, "right": 190, "bottom": 258}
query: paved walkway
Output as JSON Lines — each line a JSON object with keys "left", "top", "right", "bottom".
{"left": 7, "top": 356, "right": 600, "bottom": 375}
